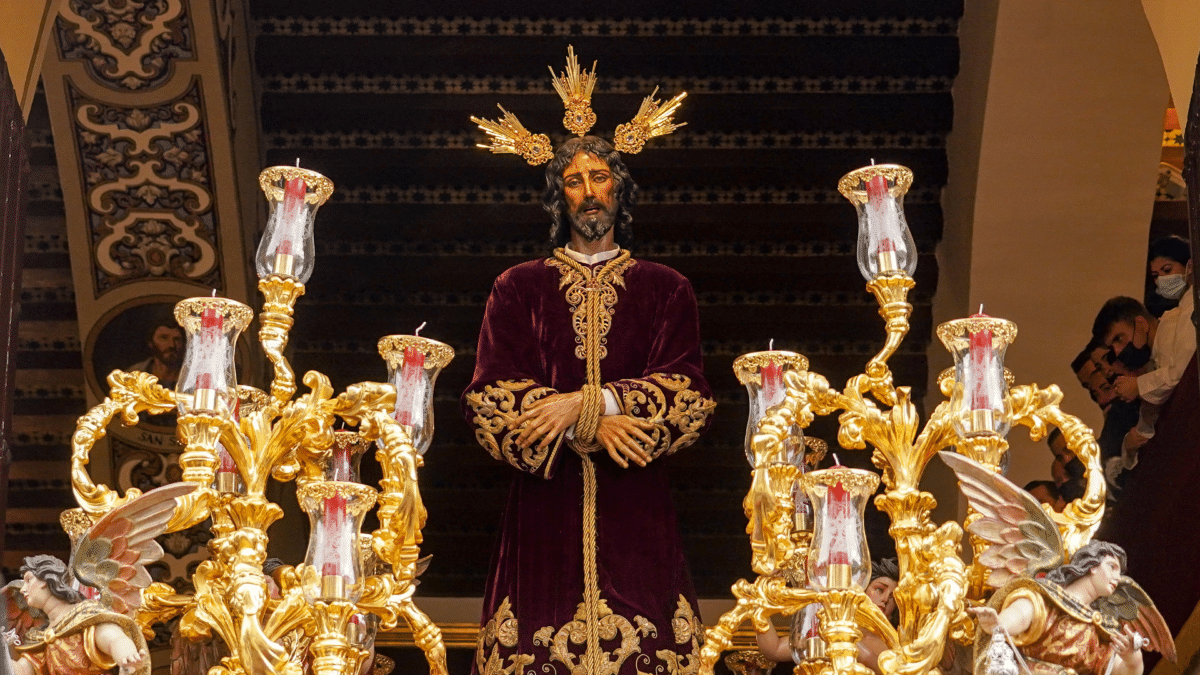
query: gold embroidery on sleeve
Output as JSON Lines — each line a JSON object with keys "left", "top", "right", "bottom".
{"left": 476, "top": 597, "right": 535, "bottom": 675}
{"left": 615, "top": 374, "right": 716, "bottom": 457}
{"left": 533, "top": 599, "right": 657, "bottom": 675}
{"left": 465, "top": 380, "right": 556, "bottom": 468}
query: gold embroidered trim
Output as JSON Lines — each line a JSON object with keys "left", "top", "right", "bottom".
{"left": 657, "top": 595, "right": 703, "bottom": 674}
{"left": 545, "top": 253, "right": 635, "bottom": 362}
{"left": 465, "top": 379, "right": 557, "bottom": 469}
{"left": 615, "top": 374, "right": 716, "bottom": 458}
{"left": 476, "top": 597, "right": 535, "bottom": 675}
{"left": 533, "top": 599, "right": 657, "bottom": 675}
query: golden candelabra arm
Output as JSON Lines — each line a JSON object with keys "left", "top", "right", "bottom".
{"left": 258, "top": 274, "right": 306, "bottom": 404}
{"left": 861, "top": 272, "right": 916, "bottom": 406}
{"left": 70, "top": 370, "right": 176, "bottom": 516}
{"left": 1008, "top": 383, "right": 1106, "bottom": 553}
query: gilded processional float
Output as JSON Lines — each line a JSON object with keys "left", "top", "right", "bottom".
{"left": 0, "top": 46, "right": 1177, "bottom": 675}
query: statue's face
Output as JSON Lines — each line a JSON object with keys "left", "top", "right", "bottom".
{"left": 21, "top": 571, "right": 52, "bottom": 610}
{"left": 865, "top": 576, "right": 897, "bottom": 616}
{"left": 1087, "top": 555, "right": 1122, "bottom": 598}
{"left": 562, "top": 152, "right": 616, "bottom": 242}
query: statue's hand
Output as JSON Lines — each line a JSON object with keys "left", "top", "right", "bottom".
{"left": 970, "top": 606, "right": 1001, "bottom": 634}
{"left": 2, "top": 628, "right": 19, "bottom": 646}
{"left": 1111, "top": 626, "right": 1145, "bottom": 662}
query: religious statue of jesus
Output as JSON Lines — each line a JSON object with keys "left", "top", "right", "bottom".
{"left": 462, "top": 127, "right": 717, "bottom": 675}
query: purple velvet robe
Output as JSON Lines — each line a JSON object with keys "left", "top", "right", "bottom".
{"left": 463, "top": 251, "right": 716, "bottom": 675}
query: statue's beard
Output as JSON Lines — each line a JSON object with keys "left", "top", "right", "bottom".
{"left": 569, "top": 197, "right": 616, "bottom": 242}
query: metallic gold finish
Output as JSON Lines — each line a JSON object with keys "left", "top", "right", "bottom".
{"left": 258, "top": 274, "right": 306, "bottom": 403}
{"left": 827, "top": 563, "right": 853, "bottom": 589}
{"left": 470, "top": 106, "right": 554, "bottom": 165}
{"left": 549, "top": 45, "right": 598, "bottom": 136}
{"left": 174, "top": 297, "right": 255, "bottom": 333}
{"left": 70, "top": 207, "right": 447, "bottom": 675}
{"left": 724, "top": 650, "right": 776, "bottom": 674}
{"left": 700, "top": 163, "right": 1107, "bottom": 675}
{"left": 321, "top": 575, "right": 348, "bottom": 600}
{"left": 377, "top": 335, "right": 456, "bottom": 370}
{"left": 613, "top": 89, "right": 688, "bottom": 154}
{"left": 936, "top": 315, "right": 1019, "bottom": 346}
{"left": 259, "top": 166, "right": 336, "bottom": 205}
{"left": 732, "top": 350, "right": 810, "bottom": 386}
{"left": 805, "top": 636, "right": 827, "bottom": 659}
{"left": 297, "top": 482, "right": 379, "bottom": 516}
{"left": 193, "top": 387, "right": 218, "bottom": 411}
{"left": 274, "top": 252, "right": 295, "bottom": 276}
{"left": 469, "top": 46, "right": 685, "bottom": 165}
{"left": 836, "top": 164, "right": 914, "bottom": 202}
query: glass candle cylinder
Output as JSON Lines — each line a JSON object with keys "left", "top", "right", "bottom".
{"left": 790, "top": 604, "right": 825, "bottom": 662}
{"left": 801, "top": 466, "right": 879, "bottom": 590}
{"left": 173, "top": 298, "right": 253, "bottom": 416}
{"left": 326, "top": 430, "right": 370, "bottom": 483}
{"left": 837, "top": 164, "right": 918, "bottom": 281}
{"left": 732, "top": 350, "right": 809, "bottom": 468}
{"left": 298, "top": 482, "right": 378, "bottom": 603}
{"left": 937, "top": 314, "right": 1017, "bottom": 438}
{"left": 377, "top": 335, "right": 455, "bottom": 455}
{"left": 255, "top": 166, "right": 334, "bottom": 283}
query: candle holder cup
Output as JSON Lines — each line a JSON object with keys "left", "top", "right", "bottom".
{"left": 255, "top": 166, "right": 334, "bottom": 283}
{"left": 800, "top": 467, "right": 878, "bottom": 591}
{"left": 733, "top": 350, "right": 810, "bottom": 468}
{"left": 938, "top": 316, "right": 1018, "bottom": 441}
{"left": 377, "top": 335, "right": 456, "bottom": 456}
{"left": 298, "top": 481, "right": 379, "bottom": 604}
{"left": 838, "top": 164, "right": 918, "bottom": 282}
{"left": 173, "top": 297, "right": 253, "bottom": 416}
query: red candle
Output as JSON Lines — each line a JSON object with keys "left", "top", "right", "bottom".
{"left": 826, "top": 479, "right": 853, "bottom": 565}
{"left": 761, "top": 358, "right": 784, "bottom": 408}
{"left": 322, "top": 562, "right": 340, "bottom": 577}
{"left": 218, "top": 446, "right": 236, "bottom": 474}
{"left": 968, "top": 312, "right": 994, "bottom": 411}
{"left": 321, "top": 492, "right": 348, "bottom": 576}
{"left": 281, "top": 177, "right": 307, "bottom": 231}
{"left": 805, "top": 614, "right": 820, "bottom": 639}
{"left": 331, "top": 444, "right": 352, "bottom": 482}
{"left": 866, "top": 174, "right": 888, "bottom": 207}
{"left": 394, "top": 345, "right": 425, "bottom": 426}
{"left": 865, "top": 174, "right": 900, "bottom": 273}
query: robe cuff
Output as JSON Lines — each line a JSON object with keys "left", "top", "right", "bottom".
{"left": 605, "top": 373, "right": 716, "bottom": 458}
{"left": 464, "top": 379, "right": 565, "bottom": 478}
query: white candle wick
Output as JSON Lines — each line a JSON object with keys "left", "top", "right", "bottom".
{"left": 211, "top": 288, "right": 217, "bottom": 297}
{"left": 979, "top": 304, "right": 984, "bottom": 315}
{"left": 832, "top": 453, "right": 841, "bottom": 466}
{"left": 769, "top": 338, "right": 774, "bottom": 351}
{"left": 295, "top": 158, "right": 300, "bottom": 168}
{"left": 414, "top": 321, "right": 427, "bottom": 337}
{"left": 870, "top": 158, "right": 875, "bottom": 165}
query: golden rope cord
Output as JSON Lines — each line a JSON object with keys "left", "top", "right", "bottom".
{"left": 551, "top": 247, "right": 632, "bottom": 671}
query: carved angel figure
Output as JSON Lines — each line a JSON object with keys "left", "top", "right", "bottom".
{"left": 939, "top": 452, "right": 1175, "bottom": 675}
{"left": 2, "top": 483, "right": 195, "bottom": 675}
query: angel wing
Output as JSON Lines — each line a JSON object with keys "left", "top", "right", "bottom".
{"left": 1, "top": 580, "right": 47, "bottom": 642}
{"left": 1095, "top": 576, "right": 1176, "bottom": 662}
{"left": 70, "top": 482, "right": 197, "bottom": 616}
{"left": 939, "top": 452, "right": 1064, "bottom": 588}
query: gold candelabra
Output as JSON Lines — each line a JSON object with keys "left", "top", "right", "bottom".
{"left": 66, "top": 166, "right": 452, "bottom": 675}
{"left": 701, "top": 164, "right": 1108, "bottom": 675}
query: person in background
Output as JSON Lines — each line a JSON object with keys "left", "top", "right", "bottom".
{"left": 1024, "top": 480, "right": 1066, "bottom": 512}
{"left": 754, "top": 559, "right": 898, "bottom": 673}
{"left": 1047, "top": 428, "right": 1086, "bottom": 503}
{"left": 1147, "top": 235, "right": 1191, "bottom": 316}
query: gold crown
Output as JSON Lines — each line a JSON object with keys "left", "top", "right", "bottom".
{"left": 470, "top": 45, "right": 687, "bottom": 165}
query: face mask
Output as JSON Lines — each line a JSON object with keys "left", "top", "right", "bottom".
{"left": 1117, "top": 342, "right": 1152, "bottom": 369}
{"left": 1155, "top": 274, "right": 1188, "bottom": 300}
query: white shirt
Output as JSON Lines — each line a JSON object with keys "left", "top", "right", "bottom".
{"left": 561, "top": 243, "right": 621, "bottom": 419}
{"left": 1135, "top": 291, "right": 1196, "bottom": 438}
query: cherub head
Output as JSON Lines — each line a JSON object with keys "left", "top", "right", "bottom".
{"left": 867, "top": 558, "right": 900, "bottom": 619}
{"left": 1044, "top": 540, "right": 1126, "bottom": 600}
{"left": 21, "top": 554, "right": 84, "bottom": 609}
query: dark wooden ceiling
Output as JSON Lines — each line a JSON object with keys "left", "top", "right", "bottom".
{"left": 251, "top": 0, "right": 962, "bottom": 597}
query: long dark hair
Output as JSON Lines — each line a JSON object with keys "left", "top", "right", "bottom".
{"left": 22, "top": 554, "right": 84, "bottom": 603}
{"left": 542, "top": 136, "right": 638, "bottom": 250}
{"left": 1045, "top": 540, "right": 1126, "bottom": 587}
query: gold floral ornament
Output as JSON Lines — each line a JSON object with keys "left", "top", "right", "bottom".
{"left": 470, "top": 46, "right": 688, "bottom": 165}
{"left": 613, "top": 88, "right": 688, "bottom": 154}
{"left": 470, "top": 106, "right": 554, "bottom": 166}
{"left": 549, "top": 45, "right": 598, "bottom": 136}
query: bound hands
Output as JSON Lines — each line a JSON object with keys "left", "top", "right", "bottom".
{"left": 510, "top": 392, "right": 582, "bottom": 453}
{"left": 1110, "top": 626, "right": 1147, "bottom": 664}
{"left": 596, "top": 415, "right": 655, "bottom": 468}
